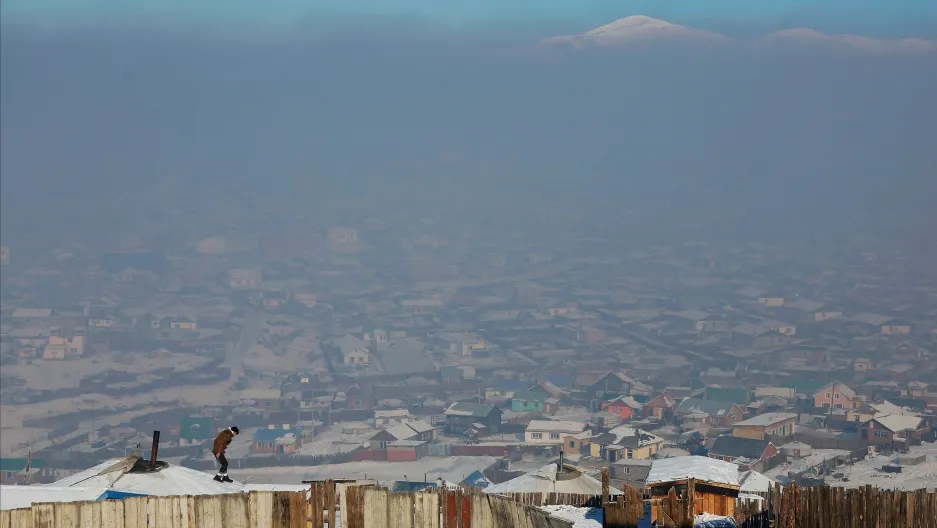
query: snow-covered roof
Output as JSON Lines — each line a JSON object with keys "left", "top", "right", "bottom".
{"left": 48, "top": 459, "right": 243, "bottom": 496}
{"left": 739, "top": 470, "right": 777, "bottom": 493}
{"left": 526, "top": 420, "right": 588, "bottom": 434}
{"left": 485, "top": 464, "right": 622, "bottom": 496}
{"left": 871, "top": 414, "right": 923, "bottom": 433}
{"left": 1, "top": 486, "right": 112, "bottom": 510}
{"left": 733, "top": 412, "right": 797, "bottom": 427}
{"left": 817, "top": 381, "right": 856, "bottom": 399}
{"left": 870, "top": 401, "right": 920, "bottom": 417}
{"left": 646, "top": 456, "right": 739, "bottom": 488}
{"left": 385, "top": 424, "right": 420, "bottom": 441}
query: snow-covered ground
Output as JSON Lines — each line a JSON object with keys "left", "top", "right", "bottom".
{"left": 825, "top": 442, "right": 937, "bottom": 491}
{"left": 232, "top": 456, "right": 496, "bottom": 485}
{"left": 540, "top": 505, "right": 603, "bottom": 528}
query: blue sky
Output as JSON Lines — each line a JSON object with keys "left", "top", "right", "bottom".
{"left": 3, "top": 0, "right": 936, "bottom": 38}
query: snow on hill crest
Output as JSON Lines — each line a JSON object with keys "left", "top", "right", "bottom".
{"left": 536, "top": 16, "right": 937, "bottom": 54}
{"left": 540, "top": 15, "right": 730, "bottom": 50}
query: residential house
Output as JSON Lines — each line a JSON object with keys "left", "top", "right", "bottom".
{"left": 43, "top": 335, "right": 84, "bottom": 360}
{"left": 436, "top": 333, "right": 491, "bottom": 357}
{"left": 854, "top": 358, "right": 874, "bottom": 372}
{"left": 753, "top": 330, "right": 796, "bottom": 349}
{"left": 704, "top": 387, "right": 752, "bottom": 406}
{"left": 333, "top": 383, "right": 375, "bottom": 411}
{"left": 440, "top": 366, "right": 465, "bottom": 384}
{"left": 167, "top": 317, "right": 198, "bottom": 331}
{"left": 587, "top": 372, "right": 647, "bottom": 408}
{"left": 732, "top": 412, "right": 797, "bottom": 442}
{"left": 375, "top": 409, "right": 411, "bottom": 428}
{"left": 814, "top": 311, "right": 843, "bottom": 322}
{"left": 646, "top": 457, "right": 741, "bottom": 520}
{"left": 562, "top": 325, "right": 607, "bottom": 345}
{"left": 642, "top": 394, "right": 677, "bottom": 420}
{"left": 443, "top": 403, "right": 502, "bottom": 436}
{"left": 334, "top": 334, "right": 371, "bottom": 366}
{"left": 814, "top": 381, "right": 860, "bottom": 410}
{"left": 602, "top": 396, "right": 642, "bottom": 422}
{"left": 708, "top": 436, "right": 779, "bottom": 468}
{"left": 178, "top": 417, "right": 214, "bottom": 446}
{"left": 590, "top": 426, "right": 664, "bottom": 462}
{"left": 371, "top": 420, "right": 438, "bottom": 447}
{"left": 696, "top": 318, "right": 731, "bottom": 333}
{"left": 562, "top": 431, "right": 592, "bottom": 456}
{"left": 228, "top": 269, "right": 262, "bottom": 290}
{"left": 611, "top": 459, "right": 652, "bottom": 489}
{"left": 251, "top": 429, "right": 304, "bottom": 454}
{"left": 675, "top": 398, "right": 746, "bottom": 427}
{"left": 484, "top": 380, "right": 529, "bottom": 402}
{"left": 292, "top": 291, "right": 318, "bottom": 309}
{"left": 525, "top": 420, "right": 588, "bottom": 445}
{"left": 511, "top": 390, "right": 549, "bottom": 413}
{"left": 756, "top": 297, "right": 785, "bottom": 307}
{"left": 880, "top": 319, "right": 912, "bottom": 336}
{"left": 858, "top": 414, "right": 927, "bottom": 449}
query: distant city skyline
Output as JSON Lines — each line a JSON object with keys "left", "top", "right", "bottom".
{"left": 2, "top": 0, "right": 936, "bottom": 39}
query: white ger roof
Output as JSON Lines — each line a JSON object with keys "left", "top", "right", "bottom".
{"left": 1, "top": 486, "right": 108, "bottom": 510}
{"left": 646, "top": 456, "right": 739, "bottom": 488}
{"left": 48, "top": 458, "right": 243, "bottom": 496}
{"left": 484, "top": 463, "right": 622, "bottom": 496}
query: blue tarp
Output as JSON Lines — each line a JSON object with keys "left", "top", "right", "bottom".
{"left": 98, "top": 490, "right": 147, "bottom": 501}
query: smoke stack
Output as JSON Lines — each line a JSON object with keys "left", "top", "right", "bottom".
{"left": 149, "top": 431, "right": 161, "bottom": 469}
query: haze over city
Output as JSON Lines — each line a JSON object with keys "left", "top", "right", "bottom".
{"left": 1, "top": 0, "right": 936, "bottom": 525}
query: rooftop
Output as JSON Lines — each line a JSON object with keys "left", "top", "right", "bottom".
{"left": 646, "top": 456, "right": 740, "bottom": 488}
{"left": 734, "top": 413, "right": 798, "bottom": 427}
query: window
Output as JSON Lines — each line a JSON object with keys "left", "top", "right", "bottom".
{"left": 834, "top": 403, "right": 843, "bottom": 409}
{"left": 569, "top": 441, "right": 576, "bottom": 448}
{"left": 627, "top": 449, "right": 633, "bottom": 459}
{"left": 531, "top": 432, "right": 543, "bottom": 439}
{"left": 834, "top": 393, "right": 840, "bottom": 399}
{"left": 874, "top": 430, "right": 888, "bottom": 439}
{"left": 549, "top": 433, "right": 560, "bottom": 439}
{"left": 825, "top": 392, "right": 831, "bottom": 398}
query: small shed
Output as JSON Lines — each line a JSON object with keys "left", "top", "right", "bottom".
{"left": 646, "top": 456, "right": 740, "bottom": 521}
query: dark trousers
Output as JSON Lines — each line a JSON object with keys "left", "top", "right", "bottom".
{"left": 217, "top": 453, "right": 229, "bottom": 474}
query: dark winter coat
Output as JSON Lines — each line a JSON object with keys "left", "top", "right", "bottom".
{"left": 212, "top": 429, "right": 235, "bottom": 455}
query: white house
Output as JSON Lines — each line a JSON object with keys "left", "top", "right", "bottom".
{"left": 524, "top": 420, "right": 588, "bottom": 445}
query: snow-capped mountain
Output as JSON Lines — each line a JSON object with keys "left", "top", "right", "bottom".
{"left": 757, "top": 28, "right": 937, "bottom": 54}
{"left": 536, "top": 16, "right": 936, "bottom": 54}
{"left": 539, "top": 15, "right": 730, "bottom": 50}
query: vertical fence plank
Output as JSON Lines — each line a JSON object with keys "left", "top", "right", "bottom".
{"left": 388, "top": 492, "right": 414, "bottom": 528}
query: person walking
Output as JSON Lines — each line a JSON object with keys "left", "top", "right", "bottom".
{"left": 212, "top": 426, "right": 239, "bottom": 483}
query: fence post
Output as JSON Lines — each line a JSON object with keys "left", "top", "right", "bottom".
{"left": 601, "top": 468, "right": 610, "bottom": 504}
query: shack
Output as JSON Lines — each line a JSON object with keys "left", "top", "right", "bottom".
{"left": 645, "top": 456, "right": 740, "bottom": 521}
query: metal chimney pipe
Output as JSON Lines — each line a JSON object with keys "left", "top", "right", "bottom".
{"left": 150, "top": 431, "right": 161, "bottom": 469}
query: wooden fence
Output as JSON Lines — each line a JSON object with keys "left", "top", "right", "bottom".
{"left": 338, "top": 486, "right": 575, "bottom": 528}
{"left": 494, "top": 492, "right": 604, "bottom": 508}
{"left": 0, "top": 490, "right": 308, "bottom": 528}
{"left": 602, "top": 482, "right": 937, "bottom": 528}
